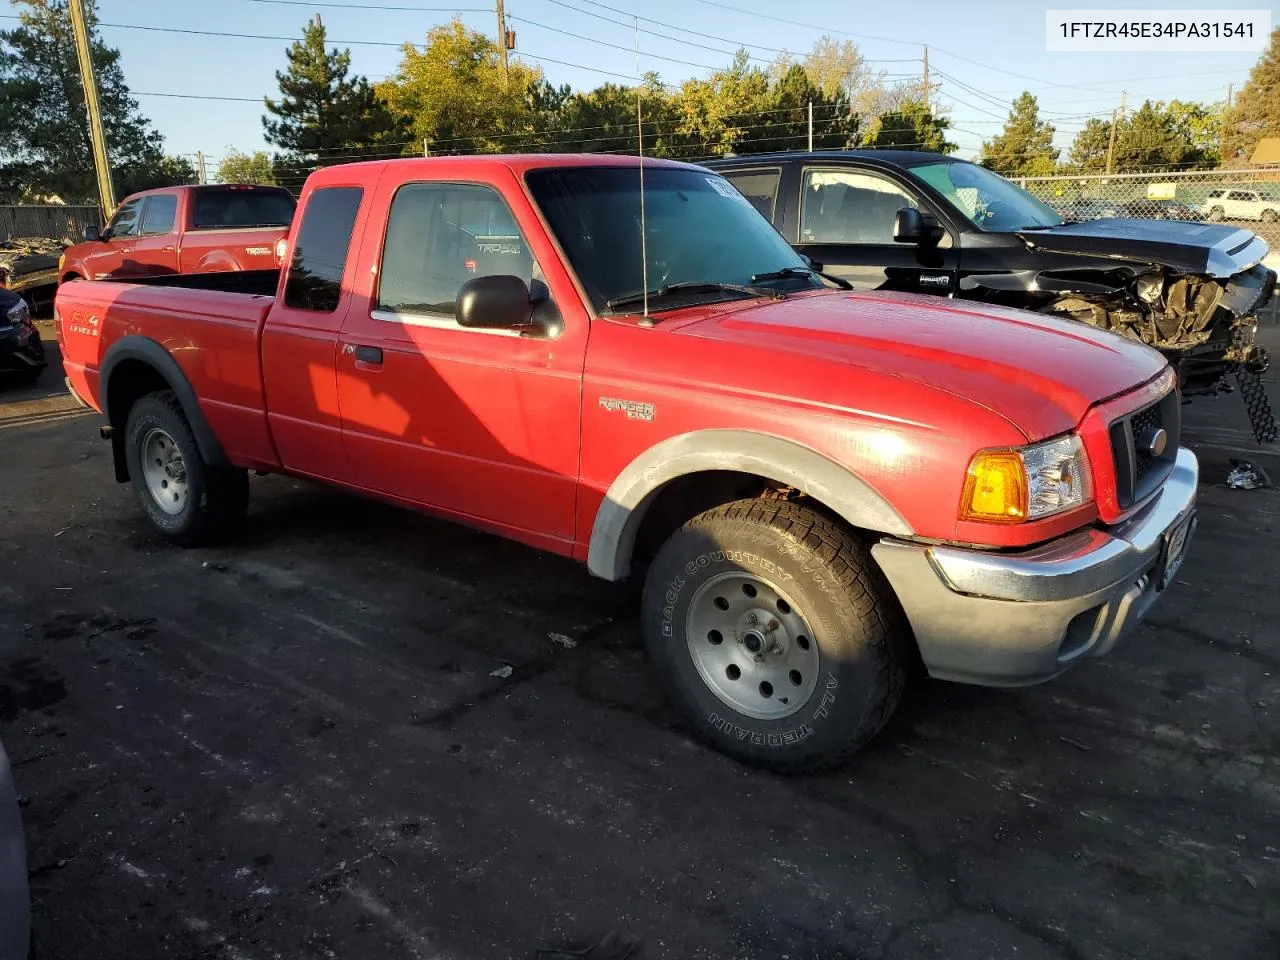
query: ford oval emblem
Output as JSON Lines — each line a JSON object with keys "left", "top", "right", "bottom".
{"left": 1140, "top": 426, "right": 1169, "bottom": 458}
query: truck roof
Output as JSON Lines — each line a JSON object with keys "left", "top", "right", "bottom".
{"left": 304, "top": 153, "right": 704, "bottom": 186}
{"left": 704, "top": 150, "right": 957, "bottom": 168}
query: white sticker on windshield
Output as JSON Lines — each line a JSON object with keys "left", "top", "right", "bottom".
{"left": 706, "top": 176, "right": 750, "bottom": 203}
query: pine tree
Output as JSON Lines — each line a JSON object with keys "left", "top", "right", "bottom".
{"left": 1221, "top": 26, "right": 1280, "bottom": 166}
{"left": 860, "top": 100, "right": 955, "bottom": 153}
{"left": 263, "top": 15, "right": 399, "bottom": 171}
{"left": 979, "top": 92, "right": 1058, "bottom": 176}
{"left": 0, "top": 0, "right": 179, "bottom": 203}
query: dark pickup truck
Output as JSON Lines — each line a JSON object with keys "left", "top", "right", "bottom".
{"left": 708, "top": 151, "right": 1278, "bottom": 441}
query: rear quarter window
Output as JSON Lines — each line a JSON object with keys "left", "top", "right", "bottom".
{"left": 283, "top": 186, "right": 363, "bottom": 313}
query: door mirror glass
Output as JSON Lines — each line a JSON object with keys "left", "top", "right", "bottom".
{"left": 83, "top": 224, "right": 101, "bottom": 242}
{"left": 457, "top": 275, "right": 532, "bottom": 330}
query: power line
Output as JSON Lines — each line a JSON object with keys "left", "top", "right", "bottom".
{"left": 243, "top": 0, "right": 487, "bottom": 9}
{"left": 509, "top": 15, "right": 723, "bottom": 71}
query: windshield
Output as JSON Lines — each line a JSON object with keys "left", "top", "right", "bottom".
{"left": 912, "top": 160, "right": 1064, "bottom": 231}
{"left": 525, "top": 165, "right": 818, "bottom": 313}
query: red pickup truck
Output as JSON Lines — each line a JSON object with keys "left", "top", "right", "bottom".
{"left": 56, "top": 155, "right": 1199, "bottom": 770}
{"left": 59, "top": 184, "right": 296, "bottom": 283}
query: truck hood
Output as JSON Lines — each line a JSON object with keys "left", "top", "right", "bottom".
{"left": 1016, "top": 219, "right": 1269, "bottom": 277}
{"left": 680, "top": 290, "right": 1168, "bottom": 440}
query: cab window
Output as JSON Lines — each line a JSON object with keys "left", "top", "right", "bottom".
{"left": 140, "top": 195, "right": 177, "bottom": 235}
{"left": 800, "top": 169, "right": 918, "bottom": 245}
{"left": 105, "top": 198, "right": 143, "bottom": 239}
{"left": 283, "top": 186, "right": 363, "bottom": 313}
{"left": 720, "top": 169, "right": 782, "bottom": 221}
{"left": 377, "top": 182, "right": 533, "bottom": 319}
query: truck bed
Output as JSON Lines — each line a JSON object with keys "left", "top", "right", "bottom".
{"left": 104, "top": 269, "right": 281, "bottom": 297}
{"left": 59, "top": 275, "right": 279, "bottom": 469}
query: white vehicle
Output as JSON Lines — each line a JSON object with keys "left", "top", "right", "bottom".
{"left": 1202, "top": 188, "right": 1279, "bottom": 223}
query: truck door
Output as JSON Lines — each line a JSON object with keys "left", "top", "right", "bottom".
{"left": 335, "top": 168, "right": 586, "bottom": 547}
{"left": 792, "top": 166, "right": 960, "bottom": 296}
{"left": 89, "top": 197, "right": 143, "bottom": 279}
{"left": 131, "top": 193, "right": 181, "bottom": 276}
{"left": 260, "top": 184, "right": 366, "bottom": 484}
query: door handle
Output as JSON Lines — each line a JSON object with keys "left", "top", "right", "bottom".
{"left": 351, "top": 344, "right": 383, "bottom": 365}
{"left": 162, "top": 246, "right": 176, "bottom": 252}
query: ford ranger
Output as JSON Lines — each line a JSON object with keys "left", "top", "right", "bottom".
{"left": 56, "top": 155, "right": 1199, "bottom": 771}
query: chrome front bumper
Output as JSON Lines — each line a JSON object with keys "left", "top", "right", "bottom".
{"left": 872, "top": 447, "right": 1199, "bottom": 687}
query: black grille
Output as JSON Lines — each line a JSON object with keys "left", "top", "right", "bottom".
{"left": 1110, "top": 388, "right": 1181, "bottom": 509}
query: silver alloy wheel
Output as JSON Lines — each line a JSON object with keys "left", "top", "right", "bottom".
{"left": 685, "top": 571, "right": 820, "bottom": 720}
{"left": 141, "top": 427, "right": 189, "bottom": 516}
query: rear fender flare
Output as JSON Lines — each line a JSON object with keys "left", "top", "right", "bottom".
{"left": 100, "top": 336, "right": 228, "bottom": 481}
{"left": 587, "top": 429, "right": 913, "bottom": 581}
{"left": 193, "top": 252, "right": 243, "bottom": 274}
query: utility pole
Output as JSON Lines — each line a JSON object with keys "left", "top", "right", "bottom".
{"left": 808, "top": 100, "right": 813, "bottom": 151}
{"left": 195, "top": 151, "right": 208, "bottom": 185}
{"left": 423, "top": 137, "right": 431, "bottom": 157}
{"left": 1105, "top": 90, "right": 1126, "bottom": 175}
{"left": 68, "top": 0, "right": 115, "bottom": 214}
{"left": 496, "top": 0, "right": 509, "bottom": 84}
{"left": 922, "top": 45, "right": 929, "bottom": 112}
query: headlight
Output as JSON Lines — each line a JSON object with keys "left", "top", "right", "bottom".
{"left": 960, "top": 435, "right": 1092, "bottom": 524}
{"left": 5, "top": 299, "right": 28, "bottom": 328}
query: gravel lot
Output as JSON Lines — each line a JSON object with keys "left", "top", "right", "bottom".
{"left": 1, "top": 325, "right": 1278, "bottom": 960}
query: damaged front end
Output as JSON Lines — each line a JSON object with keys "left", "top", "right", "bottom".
{"left": 1043, "top": 261, "right": 1278, "bottom": 442}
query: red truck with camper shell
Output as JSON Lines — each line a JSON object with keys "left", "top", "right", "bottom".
{"left": 59, "top": 183, "right": 296, "bottom": 284}
{"left": 55, "top": 154, "right": 1199, "bottom": 770}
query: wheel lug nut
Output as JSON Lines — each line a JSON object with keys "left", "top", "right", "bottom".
{"left": 745, "top": 613, "right": 758, "bottom": 625}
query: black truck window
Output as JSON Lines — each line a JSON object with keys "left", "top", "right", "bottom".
{"left": 192, "top": 188, "right": 297, "bottom": 229}
{"left": 800, "top": 169, "right": 918, "bottom": 244}
{"left": 283, "top": 186, "right": 363, "bottom": 313}
{"left": 140, "top": 195, "right": 177, "bottom": 235}
{"left": 720, "top": 169, "right": 782, "bottom": 220}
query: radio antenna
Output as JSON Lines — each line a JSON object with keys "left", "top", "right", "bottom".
{"left": 635, "top": 17, "right": 650, "bottom": 321}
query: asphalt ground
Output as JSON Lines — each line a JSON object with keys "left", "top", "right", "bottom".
{"left": 0, "top": 323, "right": 1277, "bottom": 960}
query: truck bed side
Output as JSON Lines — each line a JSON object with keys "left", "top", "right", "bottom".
{"left": 177, "top": 226, "right": 288, "bottom": 274}
{"left": 59, "top": 281, "right": 279, "bottom": 469}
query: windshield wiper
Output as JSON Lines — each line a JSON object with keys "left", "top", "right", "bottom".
{"left": 749, "top": 266, "right": 813, "bottom": 283}
{"left": 605, "top": 281, "right": 783, "bottom": 313}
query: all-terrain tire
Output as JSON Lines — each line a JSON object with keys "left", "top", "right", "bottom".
{"left": 642, "top": 499, "right": 911, "bottom": 772}
{"left": 124, "top": 391, "right": 248, "bottom": 546}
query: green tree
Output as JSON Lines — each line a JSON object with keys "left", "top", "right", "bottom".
{"left": 861, "top": 100, "right": 955, "bottom": 153}
{"left": 216, "top": 149, "right": 278, "bottom": 185}
{"left": 1222, "top": 26, "right": 1280, "bottom": 165}
{"left": 979, "top": 91, "right": 1058, "bottom": 176}
{"left": 1065, "top": 117, "right": 1113, "bottom": 173}
{"left": 378, "top": 19, "right": 543, "bottom": 154}
{"left": 263, "top": 14, "right": 399, "bottom": 168}
{"left": 0, "top": 0, "right": 173, "bottom": 203}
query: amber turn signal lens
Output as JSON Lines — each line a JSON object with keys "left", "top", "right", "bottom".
{"left": 960, "top": 451, "right": 1028, "bottom": 523}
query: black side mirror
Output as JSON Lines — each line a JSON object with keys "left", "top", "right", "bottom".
{"left": 893, "top": 207, "right": 926, "bottom": 244}
{"left": 83, "top": 224, "right": 101, "bottom": 242}
{"left": 457, "top": 275, "right": 533, "bottom": 331}
{"left": 800, "top": 254, "right": 825, "bottom": 272}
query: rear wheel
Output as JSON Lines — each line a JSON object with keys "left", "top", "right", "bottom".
{"left": 124, "top": 391, "right": 248, "bottom": 545}
{"left": 1262, "top": 209, "right": 1278, "bottom": 224}
{"left": 642, "top": 499, "right": 910, "bottom": 772}
{"left": 1207, "top": 206, "right": 1225, "bottom": 222}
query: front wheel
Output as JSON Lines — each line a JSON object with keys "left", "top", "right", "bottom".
{"left": 642, "top": 499, "right": 910, "bottom": 772}
{"left": 124, "top": 391, "right": 248, "bottom": 545}
{"left": 1261, "top": 209, "right": 1278, "bottom": 224}
{"left": 1207, "top": 206, "right": 1225, "bottom": 222}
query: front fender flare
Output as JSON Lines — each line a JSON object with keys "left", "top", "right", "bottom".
{"left": 587, "top": 429, "right": 913, "bottom": 581}
{"left": 100, "top": 336, "right": 228, "bottom": 477}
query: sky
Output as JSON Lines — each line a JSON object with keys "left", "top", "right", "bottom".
{"left": 45, "top": 0, "right": 1280, "bottom": 169}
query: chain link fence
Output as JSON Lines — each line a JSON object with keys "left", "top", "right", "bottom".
{"left": 0, "top": 205, "right": 101, "bottom": 244}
